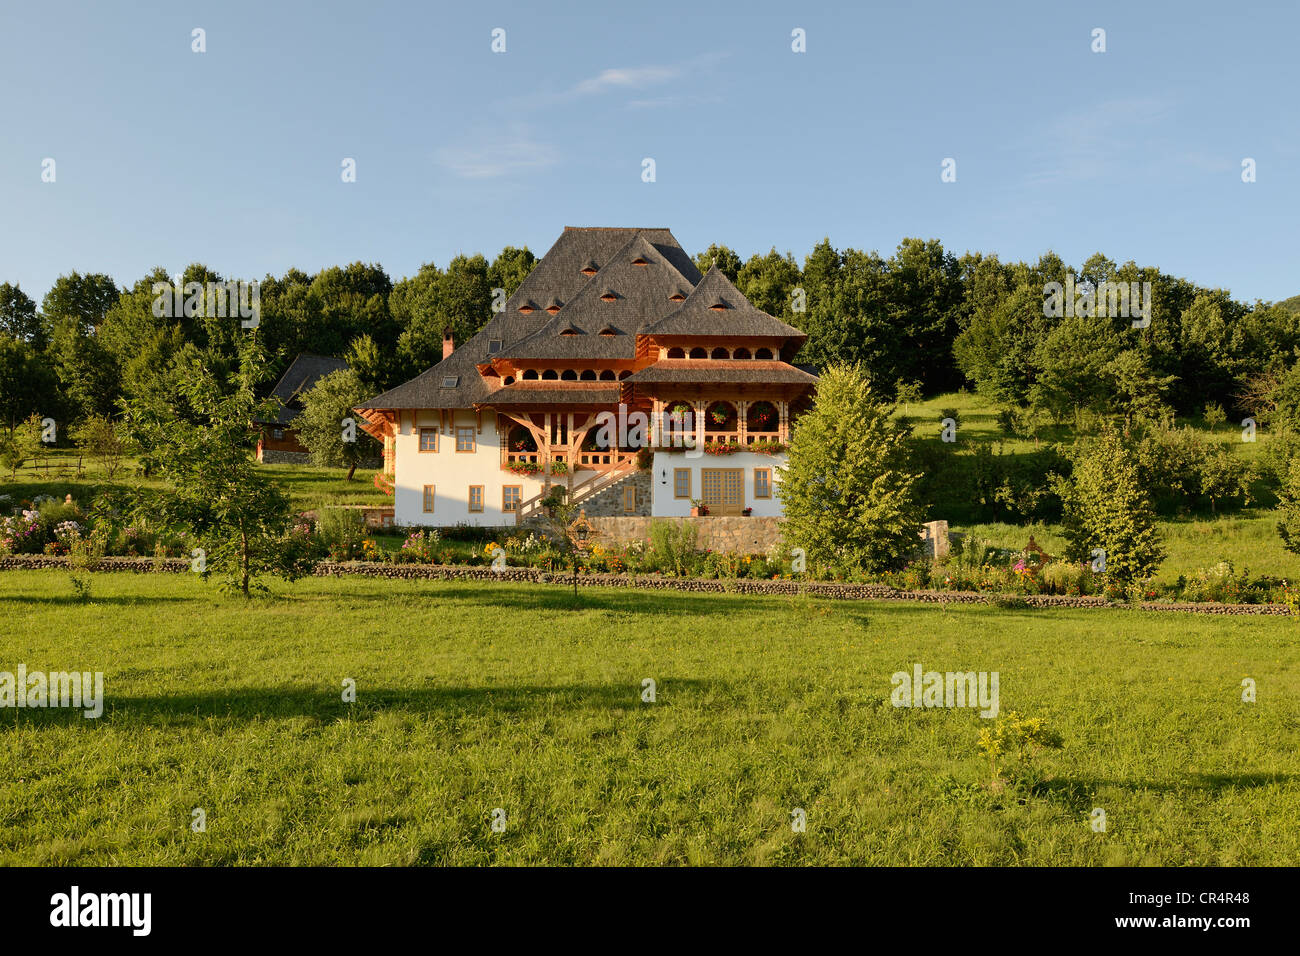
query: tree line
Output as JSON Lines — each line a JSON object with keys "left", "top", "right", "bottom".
{"left": 3, "top": 239, "right": 1298, "bottom": 440}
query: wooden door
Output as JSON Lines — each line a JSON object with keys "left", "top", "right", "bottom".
{"left": 701, "top": 468, "right": 744, "bottom": 515}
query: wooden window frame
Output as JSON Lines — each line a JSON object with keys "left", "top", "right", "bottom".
{"left": 468, "top": 485, "right": 484, "bottom": 513}
{"left": 754, "top": 467, "right": 772, "bottom": 499}
{"left": 455, "top": 426, "right": 476, "bottom": 453}
{"left": 623, "top": 484, "right": 636, "bottom": 514}
{"left": 502, "top": 485, "right": 522, "bottom": 513}
{"left": 422, "top": 484, "right": 435, "bottom": 513}
{"left": 673, "top": 468, "right": 691, "bottom": 499}
{"left": 418, "top": 427, "right": 438, "bottom": 453}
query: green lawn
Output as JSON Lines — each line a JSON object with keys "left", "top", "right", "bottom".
{"left": 0, "top": 449, "right": 388, "bottom": 513}
{"left": 1, "top": 571, "right": 1295, "bottom": 865}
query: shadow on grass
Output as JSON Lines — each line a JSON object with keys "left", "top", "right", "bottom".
{"left": 308, "top": 579, "right": 868, "bottom": 621}
{"left": 0, "top": 592, "right": 192, "bottom": 607}
{"left": 1032, "top": 772, "right": 1298, "bottom": 811}
{"left": 0, "top": 678, "right": 727, "bottom": 727}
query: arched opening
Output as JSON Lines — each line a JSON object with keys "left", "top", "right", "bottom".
{"left": 689, "top": 347, "right": 707, "bottom": 359}
{"left": 747, "top": 400, "right": 778, "bottom": 434}
{"left": 663, "top": 400, "right": 696, "bottom": 445}
{"left": 710, "top": 347, "right": 729, "bottom": 360}
{"left": 503, "top": 376, "right": 515, "bottom": 386}
{"left": 507, "top": 425, "right": 537, "bottom": 455}
{"left": 705, "top": 401, "right": 738, "bottom": 434}
{"left": 560, "top": 369, "right": 578, "bottom": 381}
{"left": 579, "top": 369, "right": 597, "bottom": 381}
{"left": 522, "top": 369, "right": 539, "bottom": 381}
{"left": 733, "top": 347, "right": 751, "bottom": 360}
{"left": 617, "top": 370, "right": 631, "bottom": 380}
{"left": 755, "top": 347, "right": 773, "bottom": 360}
{"left": 598, "top": 369, "right": 616, "bottom": 381}
{"left": 667, "top": 347, "right": 685, "bottom": 359}
{"left": 541, "top": 369, "right": 559, "bottom": 380}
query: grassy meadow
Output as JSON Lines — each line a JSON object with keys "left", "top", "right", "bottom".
{"left": 1, "top": 570, "right": 1296, "bottom": 866}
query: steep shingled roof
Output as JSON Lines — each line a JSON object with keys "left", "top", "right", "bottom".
{"left": 359, "top": 228, "right": 699, "bottom": 410}
{"left": 483, "top": 383, "right": 623, "bottom": 406}
{"left": 496, "top": 235, "right": 695, "bottom": 361}
{"left": 641, "top": 265, "right": 806, "bottom": 341}
{"left": 261, "top": 353, "right": 349, "bottom": 425}
{"left": 625, "top": 359, "right": 818, "bottom": 385}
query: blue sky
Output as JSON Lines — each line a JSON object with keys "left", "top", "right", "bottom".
{"left": 2, "top": 0, "right": 1297, "bottom": 303}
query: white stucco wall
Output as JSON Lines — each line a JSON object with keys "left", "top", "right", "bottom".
{"left": 392, "top": 409, "right": 548, "bottom": 527}
{"left": 649, "top": 451, "right": 785, "bottom": 517}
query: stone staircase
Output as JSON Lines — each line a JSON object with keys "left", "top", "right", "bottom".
{"left": 576, "top": 471, "right": 652, "bottom": 517}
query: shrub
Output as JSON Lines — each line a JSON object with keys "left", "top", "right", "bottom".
{"left": 317, "top": 508, "right": 367, "bottom": 561}
{"left": 1178, "top": 561, "right": 1256, "bottom": 604}
{"left": 647, "top": 520, "right": 699, "bottom": 576}
{"left": 977, "top": 712, "right": 1063, "bottom": 789}
{"left": 1055, "top": 424, "right": 1164, "bottom": 584}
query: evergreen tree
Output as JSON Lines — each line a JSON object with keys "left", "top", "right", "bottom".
{"left": 1055, "top": 425, "right": 1164, "bottom": 583}
{"left": 779, "top": 364, "right": 924, "bottom": 574}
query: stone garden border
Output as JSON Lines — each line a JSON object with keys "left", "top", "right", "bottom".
{"left": 2, "top": 553, "right": 1292, "bottom": 617}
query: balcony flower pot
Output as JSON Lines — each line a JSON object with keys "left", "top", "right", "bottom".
{"left": 742, "top": 507, "right": 752, "bottom": 516}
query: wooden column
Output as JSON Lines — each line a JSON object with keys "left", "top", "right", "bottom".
{"left": 737, "top": 399, "right": 749, "bottom": 445}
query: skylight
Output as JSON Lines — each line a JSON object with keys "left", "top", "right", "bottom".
{"left": 441, "top": 376, "right": 459, "bottom": 388}
{"left": 487, "top": 339, "right": 502, "bottom": 354}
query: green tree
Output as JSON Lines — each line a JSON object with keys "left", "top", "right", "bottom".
{"left": 1275, "top": 459, "right": 1300, "bottom": 555}
{"left": 0, "top": 283, "right": 48, "bottom": 348}
{"left": 41, "top": 271, "right": 119, "bottom": 337}
{"left": 295, "top": 368, "right": 378, "bottom": 480}
{"left": 123, "top": 339, "right": 316, "bottom": 597}
{"left": 0, "top": 337, "right": 57, "bottom": 432}
{"left": 1198, "top": 444, "right": 1251, "bottom": 515}
{"left": 692, "top": 244, "right": 742, "bottom": 282}
{"left": 1055, "top": 425, "right": 1164, "bottom": 584}
{"left": 73, "top": 413, "right": 129, "bottom": 478}
{"left": 779, "top": 363, "right": 924, "bottom": 574}
{"left": 0, "top": 413, "right": 43, "bottom": 478}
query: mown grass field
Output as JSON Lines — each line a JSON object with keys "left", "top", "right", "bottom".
{"left": 0, "top": 448, "right": 387, "bottom": 513}
{"left": 2, "top": 570, "right": 1296, "bottom": 865}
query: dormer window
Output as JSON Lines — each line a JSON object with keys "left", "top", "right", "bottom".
{"left": 668, "top": 290, "right": 686, "bottom": 302}
{"left": 708, "top": 299, "right": 727, "bottom": 311}
{"left": 559, "top": 325, "right": 581, "bottom": 336}
{"left": 599, "top": 290, "right": 617, "bottom": 302}
{"left": 631, "top": 256, "right": 648, "bottom": 266}
{"left": 545, "top": 298, "right": 562, "bottom": 314}
{"left": 518, "top": 303, "right": 535, "bottom": 314}
{"left": 598, "top": 326, "right": 618, "bottom": 336}
{"left": 581, "top": 260, "right": 598, "bottom": 275}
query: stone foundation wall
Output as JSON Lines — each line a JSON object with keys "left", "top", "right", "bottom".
{"left": 587, "top": 515, "right": 782, "bottom": 553}
{"left": 580, "top": 473, "right": 653, "bottom": 518}
{"left": 1, "top": 554, "right": 1289, "bottom": 615}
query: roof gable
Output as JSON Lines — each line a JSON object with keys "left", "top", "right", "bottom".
{"left": 496, "top": 234, "right": 694, "bottom": 361}
{"left": 641, "top": 265, "right": 806, "bottom": 341}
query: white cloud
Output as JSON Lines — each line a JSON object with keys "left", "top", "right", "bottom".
{"left": 434, "top": 130, "right": 560, "bottom": 180}
{"left": 573, "top": 64, "right": 683, "bottom": 95}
